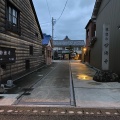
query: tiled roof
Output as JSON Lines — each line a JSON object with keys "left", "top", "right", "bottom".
{"left": 92, "top": 0, "right": 102, "bottom": 19}
{"left": 42, "top": 34, "right": 51, "bottom": 45}
{"left": 53, "top": 40, "right": 85, "bottom": 47}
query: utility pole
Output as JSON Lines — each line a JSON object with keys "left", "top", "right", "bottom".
{"left": 52, "top": 17, "right": 54, "bottom": 40}
{"left": 52, "top": 17, "right": 56, "bottom": 60}
{"left": 52, "top": 17, "right": 56, "bottom": 40}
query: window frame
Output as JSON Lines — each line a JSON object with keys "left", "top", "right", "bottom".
{"left": 8, "top": 6, "right": 18, "bottom": 25}
{"left": 5, "top": 0, "right": 21, "bottom": 34}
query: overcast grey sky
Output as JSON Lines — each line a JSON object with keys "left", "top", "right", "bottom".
{"left": 33, "top": 0, "right": 96, "bottom": 40}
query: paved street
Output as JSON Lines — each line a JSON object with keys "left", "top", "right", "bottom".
{"left": 15, "top": 60, "right": 70, "bottom": 105}
{"left": 0, "top": 60, "right": 120, "bottom": 119}
{"left": 7, "top": 63, "right": 57, "bottom": 94}
{"left": 70, "top": 60, "right": 120, "bottom": 108}
{"left": 1, "top": 60, "right": 120, "bottom": 108}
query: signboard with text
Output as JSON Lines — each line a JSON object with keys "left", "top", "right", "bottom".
{"left": 0, "top": 47, "right": 16, "bottom": 64}
{"left": 102, "top": 24, "right": 110, "bottom": 70}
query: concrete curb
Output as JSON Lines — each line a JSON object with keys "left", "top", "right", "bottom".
{"left": 69, "top": 61, "right": 76, "bottom": 106}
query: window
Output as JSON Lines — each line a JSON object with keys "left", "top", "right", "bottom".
{"left": 29, "top": 46, "right": 33, "bottom": 55}
{"left": 8, "top": 6, "right": 18, "bottom": 25}
{"left": 6, "top": 1, "right": 20, "bottom": 34}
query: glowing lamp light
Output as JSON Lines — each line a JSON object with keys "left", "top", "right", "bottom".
{"left": 83, "top": 48, "right": 87, "bottom": 51}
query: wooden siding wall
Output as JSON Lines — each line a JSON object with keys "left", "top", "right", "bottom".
{"left": 0, "top": 0, "right": 45, "bottom": 81}
{"left": 86, "top": 22, "right": 96, "bottom": 47}
{"left": 90, "top": 0, "right": 120, "bottom": 75}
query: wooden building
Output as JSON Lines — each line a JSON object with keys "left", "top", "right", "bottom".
{"left": 88, "top": 0, "right": 120, "bottom": 76}
{"left": 0, "top": 0, "right": 45, "bottom": 82}
{"left": 42, "top": 34, "right": 53, "bottom": 65}
{"left": 84, "top": 19, "right": 96, "bottom": 63}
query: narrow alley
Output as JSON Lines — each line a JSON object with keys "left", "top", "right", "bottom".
{"left": 1, "top": 60, "right": 120, "bottom": 108}
{"left": 1, "top": 0, "right": 120, "bottom": 119}
{"left": 15, "top": 61, "right": 70, "bottom": 105}
{"left": 0, "top": 60, "right": 120, "bottom": 119}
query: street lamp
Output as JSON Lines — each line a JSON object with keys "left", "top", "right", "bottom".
{"left": 83, "top": 47, "right": 87, "bottom": 54}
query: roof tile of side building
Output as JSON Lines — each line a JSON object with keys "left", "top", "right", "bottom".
{"left": 53, "top": 40, "right": 85, "bottom": 46}
{"left": 91, "top": 0, "right": 102, "bottom": 19}
{"left": 42, "top": 34, "right": 51, "bottom": 45}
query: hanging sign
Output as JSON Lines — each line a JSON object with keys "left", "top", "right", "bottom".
{"left": 0, "top": 47, "right": 16, "bottom": 64}
{"left": 102, "top": 24, "right": 110, "bottom": 70}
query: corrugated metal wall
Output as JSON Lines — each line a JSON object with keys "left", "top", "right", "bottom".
{"left": 90, "top": 0, "right": 120, "bottom": 75}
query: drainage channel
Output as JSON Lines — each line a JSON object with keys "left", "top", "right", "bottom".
{"left": 69, "top": 60, "right": 76, "bottom": 106}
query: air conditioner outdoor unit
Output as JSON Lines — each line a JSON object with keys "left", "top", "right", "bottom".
{"left": 6, "top": 80, "right": 14, "bottom": 87}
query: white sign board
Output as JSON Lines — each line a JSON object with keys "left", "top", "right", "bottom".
{"left": 102, "top": 24, "right": 110, "bottom": 70}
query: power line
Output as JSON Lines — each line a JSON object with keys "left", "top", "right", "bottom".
{"left": 46, "top": 0, "right": 52, "bottom": 19}
{"left": 56, "top": 0, "right": 69, "bottom": 22}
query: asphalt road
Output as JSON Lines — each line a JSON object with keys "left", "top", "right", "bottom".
{"left": 14, "top": 60, "right": 71, "bottom": 106}
{"left": 7, "top": 62, "right": 58, "bottom": 94}
{"left": 1, "top": 60, "right": 120, "bottom": 119}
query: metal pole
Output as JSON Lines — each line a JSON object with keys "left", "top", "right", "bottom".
{"left": 52, "top": 17, "right": 54, "bottom": 40}
{"left": 52, "top": 17, "right": 56, "bottom": 60}
{"left": 52, "top": 17, "right": 56, "bottom": 40}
